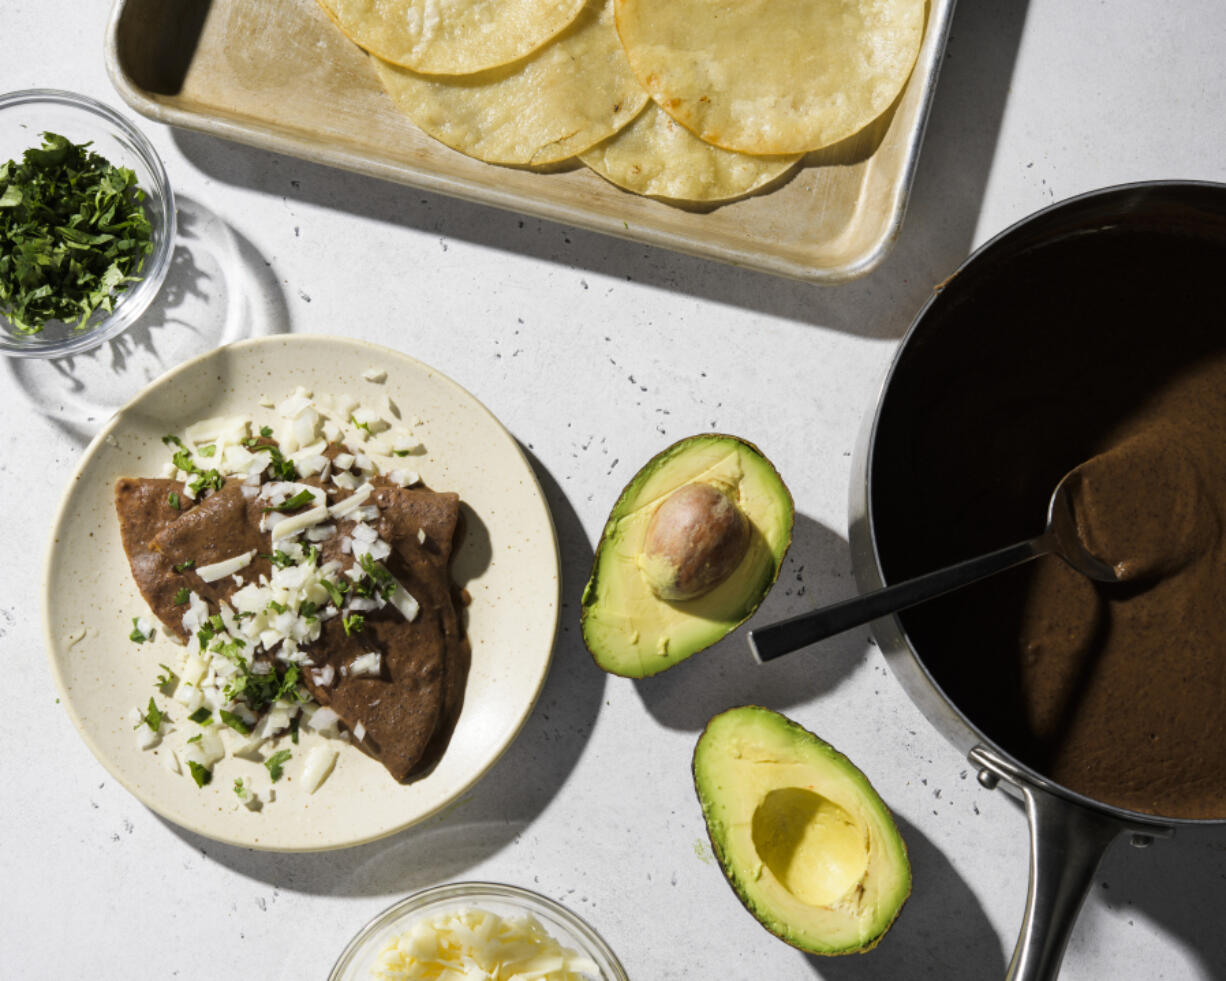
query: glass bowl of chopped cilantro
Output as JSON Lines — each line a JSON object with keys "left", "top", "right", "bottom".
{"left": 0, "top": 89, "right": 175, "bottom": 358}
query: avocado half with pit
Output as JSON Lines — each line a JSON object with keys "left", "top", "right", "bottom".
{"left": 580, "top": 434, "right": 793, "bottom": 677}
{"left": 694, "top": 705, "right": 911, "bottom": 955}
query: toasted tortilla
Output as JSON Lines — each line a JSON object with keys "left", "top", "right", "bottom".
{"left": 614, "top": 0, "right": 925, "bottom": 154}
{"left": 372, "top": 0, "right": 648, "bottom": 166}
{"left": 317, "top": 0, "right": 587, "bottom": 76}
{"left": 580, "top": 102, "right": 802, "bottom": 202}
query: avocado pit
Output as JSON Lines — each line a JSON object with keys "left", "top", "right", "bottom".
{"left": 638, "top": 481, "right": 750, "bottom": 601}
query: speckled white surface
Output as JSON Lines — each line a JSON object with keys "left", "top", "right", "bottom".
{"left": 3, "top": 2, "right": 1226, "bottom": 979}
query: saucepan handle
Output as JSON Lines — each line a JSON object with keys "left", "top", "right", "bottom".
{"left": 968, "top": 746, "right": 1171, "bottom": 981}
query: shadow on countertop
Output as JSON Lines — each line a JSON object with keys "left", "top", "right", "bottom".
{"left": 7, "top": 195, "right": 289, "bottom": 446}
{"left": 159, "top": 446, "right": 604, "bottom": 894}
{"left": 171, "top": 0, "right": 1030, "bottom": 341}
{"left": 633, "top": 511, "right": 869, "bottom": 732}
{"left": 1087, "top": 822, "right": 1226, "bottom": 979}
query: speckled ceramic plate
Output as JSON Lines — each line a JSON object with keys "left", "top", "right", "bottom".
{"left": 42, "top": 335, "right": 560, "bottom": 851}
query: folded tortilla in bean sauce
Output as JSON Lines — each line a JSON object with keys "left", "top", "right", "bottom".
{"left": 115, "top": 474, "right": 470, "bottom": 782}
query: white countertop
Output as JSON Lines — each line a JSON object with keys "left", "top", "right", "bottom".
{"left": 5, "top": 2, "right": 1226, "bottom": 978}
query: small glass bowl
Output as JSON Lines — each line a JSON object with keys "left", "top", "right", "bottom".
{"left": 0, "top": 89, "right": 175, "bottom": 358}
{"left": 329, "top": 882, "right": 629, "bottom": 981}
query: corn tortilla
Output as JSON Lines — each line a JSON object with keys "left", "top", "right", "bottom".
{"left": 580, "top": 102, "right": 801, "bottom": 202}
{"left": 614, "top": 0, "right": 925, "bottom": 155}
{"left": 318, "top": 0, "right": 587, "bottom": 75}
{"left": 373, "top": 0, "right": 648, "bottom": 166}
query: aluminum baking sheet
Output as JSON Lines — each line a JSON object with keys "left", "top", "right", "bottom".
{"left": 105, "top": 0, "right": 955, "bottom": 283}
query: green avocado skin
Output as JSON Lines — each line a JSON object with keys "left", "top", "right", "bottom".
{"left": 693, "top": 705, "right": 912, "bottom": 956}
{"left": 580, "top": 434, "right": 793, "bottom": 678}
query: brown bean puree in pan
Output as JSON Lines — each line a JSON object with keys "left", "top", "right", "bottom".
{"left": 116, "top": 472, "right": 470, "bottom": 782}
{"left": 872, "top": 222, "right": 1226, "bottom": 818}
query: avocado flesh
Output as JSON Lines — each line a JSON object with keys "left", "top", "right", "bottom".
{"left": 694, "top": 706, "right": 910, "bottom": 955}
{"left": 581, "top": 435, "right": 793, "bottom": 677}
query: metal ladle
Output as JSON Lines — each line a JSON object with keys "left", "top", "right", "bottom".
{"left": 749, "top": 469, "right": 1118, "bottom": 663}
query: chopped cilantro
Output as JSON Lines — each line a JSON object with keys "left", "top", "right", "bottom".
{"left": 244, "top": 440, "right": 299, "bottom": 481}
{"left": 264, "top": 749, "right": 292, "bottom": 782}
{"left": 133, "top": 696, "right": 164, "bottom": 732}
{"left": 263, "top": 550, "right": 296, "bottom": 569}
{"left": 187, "top": 468, "right": 224, "bottom": 496}
{"left": 392, "top": 449, "right": 411, "bottom": 457}
{"left": 350, "top": 415, "right": 373, "bottom": 435}
{"left": 321, "top": 579, "right": 348, "bottom": 606}
{"left": 219, "top": 709, "right": 250, "bottom": 735}
{"left": 173, "top": 587, "right": 190, "bottom": 605}
{"left": 129, "top": 617, "right": 149, "bottom": 643}
{"left": 289, "top": 715, "right": 300, "bottom": 745}
{"left": 186, "top": 732, "right": 202, "bottom": 744}
{"left": 266, "top": 599, "right": 287, "bottom": 615}
{"left": 342, "top": 613, "right": 366, "bottom": 636}
{"left": 355, "top": 554, "right": 397, "bottom": 599}
{"left": 187, "top": 761, "right": 212, "bottom": 787}
{"left": 162, "top": 434, "right": 186, "bottom": 450}
{"left": 167, "top": 490, "right": 181, "bottom": 510}
{"left": 233, "top": 777, "right": 248, "bottom": 798}
{"left": 172, "top": 559, "right": 195, "bottom": 573}
{"left": 298, "top": 600, "right": 320, "bottom": 622}
{"left": 259, "top": 425, "right": 273, "bottom": 438}
{"left": 0, "top": 132, "right": 154, "bottom": 334}
{"left": 199, "top": 444, "right": 217, "bottom": 457}
{"left": 155, "top": 664, "right": 176, "bottom": 689}
{"left": 302, "top": 544, "right": 321, "bottom": 566}
{"left": 262, "top": 489, "right": 315, "bottom": 513}
{"left": 188, "top": 707, "right": 212, "bottom": 725}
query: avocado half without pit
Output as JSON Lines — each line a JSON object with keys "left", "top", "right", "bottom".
{"left": 581, "top": 434, "right": 794, "bottom": 677}
{"left": 694, "top": 706, "right": 911, "bottom": 955}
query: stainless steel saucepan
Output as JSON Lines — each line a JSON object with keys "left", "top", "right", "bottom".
{"left": 849, "top": 182, "right": 1226, "bottom": 981}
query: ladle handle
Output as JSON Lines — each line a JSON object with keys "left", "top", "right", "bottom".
{"left": 749, "top": 538, "right": 1044, "bottom": 662}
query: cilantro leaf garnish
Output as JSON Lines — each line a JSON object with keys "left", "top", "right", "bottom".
{"left": 264, "top": 749, "right": 292, "bottom": 782}
{"left": 242, "top": 439, "right": 299, "bottom": 481}
{"left": 173, "top": 559, "right": 195, "bottom": 573}
{"left": 167, "top": 491, "right": 181, "bottom": 510}
{"left": 187, "top": 761, "right": 212, "bottom": 788}
{"left": 262, "top": 489, "right": 315, "bottom": 513}
{"left": 262, "top": 550, "right": 296, "bottom": 569}
{"left": 0, "top": 133, "right": 153, "bottom": 335}
{"left": 219, "top": 709, "right": 251, "bottom": 735}
{"left": 155, "top": 664, "right": 177, "bottom": 689}
{"left": 259, "top": 425, "right": 273, "bottom": 438}
{"left": 129, "top": 617, "right": 150, "bottom": 643}
{"left": 342, "top": 613, "right": 366, "bottom": 636}
{"left": 173, "top": 587, "right": 190, "bottom": 605}
{"left": 321, "top": 579, "right": 348, "bottom": 606}
{"left": 133, "top": 697, "right": 164, "bottom": 732}
{"left": 188, "top": 707, "right": 213, "bottom": 725}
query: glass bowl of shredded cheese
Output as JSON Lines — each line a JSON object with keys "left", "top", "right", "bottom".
{"left": 329, "top": 882, "right": 629, "bottom": 981}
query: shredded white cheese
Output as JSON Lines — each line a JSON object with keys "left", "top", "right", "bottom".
{"left": 196, "top": 549, "right": 257, "bottom": 583}
{"left": 371, "top": 907, "right": 600, "bottom": 980}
